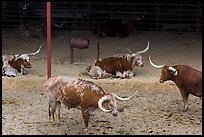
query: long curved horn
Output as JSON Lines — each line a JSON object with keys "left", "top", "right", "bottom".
{"left": 13, "top": 54, "right": 21, "bottom": 60}
{"left": 111, "top": 91, "right": 137, "bottom": 101}
{"left": 98, "top": 96, "right": 114, "bottom": 112}
{"left": 149, "top": 56, "right": 164, "bottom": 69}
{"left": 14, "top": 54, "right": 30, "bottom": 62}
{"left": 14, "top": 55, "right": 21, "bottom": 61}
{"left": 52, "top": 23, "right": 63, "bottom": 27}
{"left": 125, "top": 48, "right": 132, "bottom": 54}
{"left": 168, "top": 66, "right": 178, "bottom": 76}
{"left": 135, "top": 15, "right": 144, "bottom": 21}
{"left": 137, "top": 41, "right": 149, "bottom": 54}
{"left": 28, "top": 44, "right": 42, "bottom": 56}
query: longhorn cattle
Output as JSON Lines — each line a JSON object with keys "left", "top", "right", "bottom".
{"left": 94, "top": 21, "right": 117, "bottom": 37}
{"left": 119, "top": 15, "right": 144, "bottom": 37}
{"left": 44, "top": 76, "right": 137, "bottom": 133}
{"left": 17, "top": 21, "right": 63, "bottom": 39}
{"left": 86, "top": 41, "right": 149, "bottom": 79}
{"left": 94, "top": 15, "right": 144, "bottom": 37}
{"left": 149, "top": 56, "right": 202, "bottom": 111}
{"left": 2, "top": 44, "right": 42, "bottom": 77}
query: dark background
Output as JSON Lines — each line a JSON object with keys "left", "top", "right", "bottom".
{"left": 2, "top": 1, "right": 202, "bottom": 32}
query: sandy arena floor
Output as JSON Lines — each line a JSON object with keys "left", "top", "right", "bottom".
{"left": 2, "top": 29, "right": 202, "bottom": 135}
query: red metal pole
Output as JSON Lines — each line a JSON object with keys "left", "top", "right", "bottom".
{"left": 47, "top": 2, "right": 51, "bottom": 79}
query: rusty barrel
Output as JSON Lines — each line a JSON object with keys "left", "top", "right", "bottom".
{"left": 70, "top": 38, "right": 89, "bottom": 64}
{"left": 70, "top": 38, "right": 89, "bottom": 49}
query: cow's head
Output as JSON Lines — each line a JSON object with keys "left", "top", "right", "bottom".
{"left": 128, "top": 41, "right": 149, "bottom": 67}
{"left": 98, "top": 91, "right": 137, "bottom": 116}
{"left": 10, "top": 57, "right": 31, "bottom": 69}
{"left": 13, "top": 44, "right": 42, "bottom": 68}
{"left": 149, "top": 56, "right": 178, "bottom": 83}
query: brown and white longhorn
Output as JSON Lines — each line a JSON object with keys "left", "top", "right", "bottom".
{"left": 2, "top": 44, "right": 42, "bottom": 77}
{"left": 86, "top": 41, "right": 149, "bottom": 79}
{"left": 44, "top": 76, "right": 137, "bottom": 133}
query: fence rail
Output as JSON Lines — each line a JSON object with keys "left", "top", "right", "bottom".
{"left": 2, "top": 2, "right": 202, "bottom": 32}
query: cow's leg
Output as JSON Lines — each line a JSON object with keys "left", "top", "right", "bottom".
{"left": 48, "top": 101, "right": 58, "bottom": 126}
{"left": 55, "top": 101, "right": 62, "bottom": 126}
{"left": 81, "top": 109, "right": 90, "bottom": 134}
{"left": 180, "top": 91, "right": 189, "bottom": 112}
{"left": 48, "top": 103, "right": 54, "bottom": 126}
{"left": 21, "top": 68, "right": 27, "bottom": 75}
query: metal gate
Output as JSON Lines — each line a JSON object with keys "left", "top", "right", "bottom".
{"left": 2, "top": 2, "right": 202, "bottom": 32}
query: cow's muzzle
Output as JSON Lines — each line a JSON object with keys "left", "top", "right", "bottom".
{"left": 27, "top": 65, "right": 32, "bottom": 68}
{"left": 111, "top": 110, "right": 118, "bottom": 116}
{"left": 140, "top": 63, "right": 144, "bottom": 67}
{"left": 159, "top": 79, "right": 164, "bottom": 83}
{"left": 137, "top": 62, "right": 144, "bottom": 67}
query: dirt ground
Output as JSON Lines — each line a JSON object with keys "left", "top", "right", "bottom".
{"left": 2, "top": 29, "right": 202, "bottom": 135}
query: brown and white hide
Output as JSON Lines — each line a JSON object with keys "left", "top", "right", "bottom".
{"left": 2, "top": 44, "right": 42, "bottom": 77}
{"left": 86, "top": 41, "right": 149, "bottom": 79}
{"left": 44, "top": 76, "right": 137, "bottom": 133}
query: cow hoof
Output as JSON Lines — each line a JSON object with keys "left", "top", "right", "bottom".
{"left": 82, "top": 128, "right": 89, "bottom": 134}
{"left": 22, "top": 71, "right": 27, "bottom": 75}
{"left": 7, "top": 75, "right": 16, "bottom": 77}
{"left": 183, "top": 107, "right": 188, "bottom": 112}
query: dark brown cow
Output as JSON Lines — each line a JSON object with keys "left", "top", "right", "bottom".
{"left": 149, "top": 56, "right": 202, "bottom": 111}
{"left": 44, "top": 76, "right": 137, "bottom": 133}
{"left": 86, "top": 41, "right": 149, "bottom": 79}
{"left": 118, "top": 20, "right": 135, "bottom": 37}
{"left": 94, "top": 21, "right": 117, "bottom": 37}
{"left": 17, "top": 22, "right": 63, "bottom": 39}
{"left": 119, "top": 15, "right": 144, "bottom": 37}
{"left": 94, "top": 15, "right": 144, "bottom": 37}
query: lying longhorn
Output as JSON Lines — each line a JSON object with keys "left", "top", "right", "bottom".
{"left": 86, "top": 41, "right": 149, "bottom": 79}
{"left": 44, "top": 76, "right": 137, "bottom": 133}
{"left": 17, "top": 22, "right": 63, "bottom": 39}
{"left": 2, "top": 44, "right": 42, "bottom": 77}
{"left": 94, "top": 15, "right": 144, "bottom": 37}
{"left": 149, "top": 56, "right": 202, "bottom": 111}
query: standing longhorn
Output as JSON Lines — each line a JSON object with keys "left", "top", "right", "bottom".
{"left": 149, "top": 56, "right": 202, "bottom": 111}
{"left": 44, "top": 76, "right": 137, "bottom": 133}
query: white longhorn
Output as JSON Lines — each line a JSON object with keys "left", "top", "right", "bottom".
{"left": 98, "top": 91, "right": 137, "bottom": 112}
{"left": 98, "top": 95, "right": 114, "bottom": 112}
{"left": 28, "top": 44, "right": 42, "bottom": 56}
{"left": 137, "top": 41, "right": 149, "bottom": 54}
{"left": 14, "top": 44, "right": 42, "bottom": 62}
{"left": 149, "top": 56, "right": 164, "bottom": 68}
{"left": 111, "top": 91, "right": 138, "bottom": 101}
